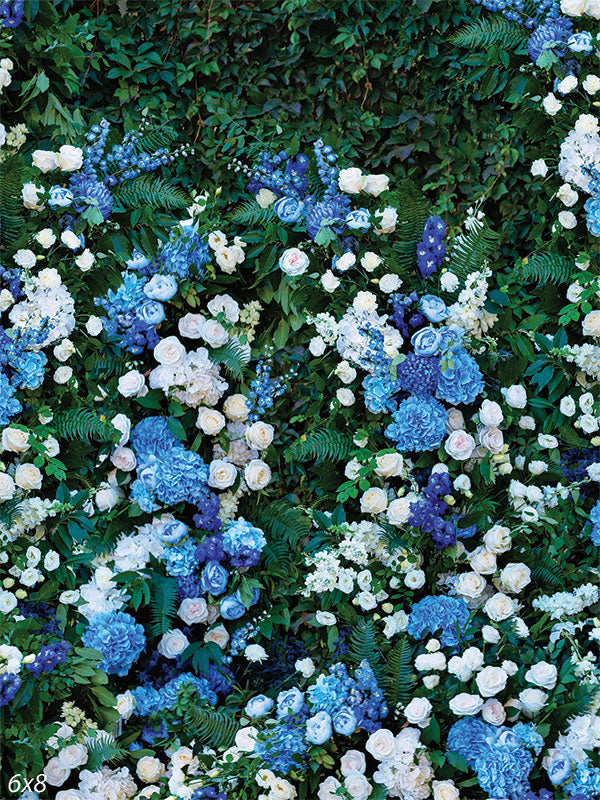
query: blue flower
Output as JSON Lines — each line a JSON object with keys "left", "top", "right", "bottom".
{"left": 245, "top": 694, "right": 274, "bottom": 718}
{"left": 305, "top": 710, "right": 332, "bottom": 745}
{"left": 82, "top": 611, "right": 145, "bottom": 677}
{"left": 332, "top": 707, "right": 357, "bottom": 735}
{"left": 220, "top": 592, "right": 246, "bottom": 620}
{"left": 274, "top": 196, "right": 305, "bottom": 223}
{"left": 127, "top": 250, "right": 152, "bottom": 272}
{"left": 568, "top": 31, "right": 593, "bottom": 53}
{"left": 159, "top": 518, "right": 189, "bottom": 545}
{"left": 345, "top": 208, "right": 371, "bottom": 230}
{"left": 528, "top": 18, "right": 573, "bottom": 63}
{"left": 276, "top": 687, "right": 305, "bottom": 718}
{"left": 223, "top": 518, "right": 266, "bottom": 556}
{"left": 408, "top": 595, "right": 470, "bottom": 648}
{"left": 363, "top": 374, "right": 397, "bottom": 413}
{"left": 144, "top": 274, "right": 178, "bottom": 301}
{"left": 436, "top": 348, "right": 483, "bottom": 405}
{"left": 200, "top": 560, "right": 229, "bottom": 595}
{"left": 585, "top": 196, "right": 600, "bottom": 236}
{"left": 547, "top": 755, "right": 573, "bottom": 786}
{"left": 385, "top": 395, "right": 447, "bottom": 452}
{"left": 411, "top": 326, "right": 442, "bottom": 356}
{"left": 420, "top": 294, "right": 447, "bottom": 323}
{"left": 138, "top": 300, "right": 165, "bottom": 326}
{"left": 48, "top": 186, "right": 73, "bottom": 208}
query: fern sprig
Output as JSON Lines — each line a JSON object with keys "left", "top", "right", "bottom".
{"left": 451, "top": 17, "right": 528, "bottom": 50}
{"left": 113, "top": 176, "right": 189, "bottom": 211}
{"left": 515, "top": 252, "right": 574, "bottom": 286}
{"left": 284, "top": 428, "right": 353, "bottom": 465}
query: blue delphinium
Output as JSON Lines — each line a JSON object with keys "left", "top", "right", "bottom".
{"left": 585, "top": 196, "right": 600, "bottom": 236}
{"left": 0, "top": 0, "right": 24, "bottom": 28}
{"left": 416, "top": 215, "right": 446, "bottom": 278}
{"left": 156, "top": 226, "right": 210, "bottom": 280}
{"left": 385, "top": 395, "right": 447, "bottom": 452}
{"left": 0, "top": 672, "right": 21, "bottom": 705}
{"left": 408, "top": 595, "right": 470, "bottom": 647}
{"left": 83, "top": 611, "right": 145, "bottom": 677}
{"left": 246, "top": 362, "right": 285, "bottom": 422}
{"left": 409, "top": 470, "right": 460, "bottom": 549}
{"left": 25, "top": 640, "right": 70, "bottom": 677}
{"left": 95, "top": 271, "right": 160, "bottom": 354}
{"left": 0, "top": 371, "right": 22, "bottom": 425}
{"left": 436, "top": 348, "right": 484, "bottom": 405}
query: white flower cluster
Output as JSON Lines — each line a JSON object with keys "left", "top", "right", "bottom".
{"left": 532, "top": 583, "right": 600, "bottom": 619}
{"left": 446, "top": 266, "right": 497, "bottom": 338}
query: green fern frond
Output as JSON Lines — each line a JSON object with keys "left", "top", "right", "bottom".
{"left": 284, "top": 428, "right": 353, "bottom": 465}
{"left": 54, "top": 408, "right": 117, "bottom": 445}
{"left": 228, "top": 199, "right": 277, "bottom": 227}
{"left": 386, "top": 180, "right": 430, "bottom": 272}
{"left": 261, "top": 539, "right": 293, "bottom": 570}
{"left": 183, "top": 705, "right": 238, "bottom": 749}
{"left": 210, "top": 338, "right": 250, "bottom": 379}
{"left": 85, "top": 732, "right": 126, "bottom": 772}
{"left": 531, "top": 556, "right": 565, "bottom": 589}
{"left": 149, "top": 574, "right": 178, "bottom": 636}
{"left": 448, "top": 219, "right": 501, "bottom": 280}
{"left": 257, "top": 501, "right": 311, "bottom": 544}
{"left": 515, "top": 252, "right": 574, "bottom": 286}
{"left": 84, "top": 352, "right": 127, "bottom": 381}
{"left": 0, "top": 154, "right": 26, "bottom": 247}
{"left": 348, "top": 618, "right": 385, "bottom": 683}
{"left": 554, "top": 685, "right": 596, "bottom": 725}
{"left": 384, "top": 636, "right": 416, "bottom": 706}
{"left": 451, "top": 17, "right": 528, "bottom": 50}
{"left": 131, "top": 127, "right": 177, "bottom": 155}
{"left": 113, "top": 176, "right": 189, "bottom": 211}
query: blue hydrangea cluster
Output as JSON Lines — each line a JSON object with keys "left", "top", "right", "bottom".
{"left": 385, "top": 395, "right": 447, "bottom": 452}
{"left": 473, "top": 0, "right": 560, "bottom": 27}
{"left": 588, "top": 500, "right": 600, "bottom": 546}
{"left": 130, "top": 417, "right": 209, "bottom": 512}
{"left": 416, "top": 215, "right": 446, "bottom": 278}
{"left": 95, "top": 271, "right": 161, "bottom": 354}
{"left": 82, "top": 611, "right": 146, "bottom": 677}
{"left": 245, "top": 150, "right": 310, "bottom": 199}
{"left": 254, "top": 715, "right": 308, "bottom": 774}
{"left": 191, "top": 788, "right": 228, "bottom": 800}
{"left": 25, "top": 640, "right": 70, "bottom": 678}
{"left": 408, "top": 595, "right": 470, "bottom": 648}
{"left": 360, "top": 325, "right": 401, "bottom": 413}
{"left": 565, "top": 764, "right": 600, "bottom": 796}
{"left": 0, "top": 316, "right": 55, "bottom": 422}
{"left": 155, "top": 226, "right": 210, "bottom": 280}
{"left": 0, "top": 672, "right": 21, "bottom": 705}
{"left": 222, "top": 517, "right": 266, "bottom": 568}
{"left": 164, "top": 538, "right": 198, "bottom": 577}
{"left": 436, "top": 348, "right": 484, "bottom": 405}
{"left": 396, "top": 352, "right": 440, "bottom": 397}
{"left": 0, "top": 0, "right": 23, "bottom": 28}
{"left": 131, "top": 672, "right": 217, "bottom": 716}
{"left": 447, "top": 718, "right": 541, "bottom": 799}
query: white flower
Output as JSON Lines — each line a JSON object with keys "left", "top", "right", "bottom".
{"left": 387, "top": 496, "right": 412, "bottom": 526}
{"left": 75, "top": 248, "right": 95, "bottom": 271}
{"left": 35, "top": 228, "right": 56, "bottom": 248}
{"left": 244, "top": 459, "right": 271, "bottom": 490}
{"left": 56, "top": 145, "right": 83, "bottom": 171}
{"left": 295, "top": 657, "right": 316, "bottom": 678}
{"left": 15, "top": 464, "right": 42, "bottom": 490}
{"left": 531, "top": 159, "right": 548, "bottom": 177}
{"left": 44, "top": 551, "right": 60, "bottom": 570}
{"left": 157, "top": 629, "right": 189, "bottom": 659}
{"left": 44, "top": 757, "right": 70, "bottom": 787}
{"left": 321, "top": 270, "right": 340, "bottom": 292}
{"left": 440, "top": 271, "right": 459, "bottom": 292}
{"left": 154, "top": 335, "right": 185, "bottom": 366}
{"left": 178, "top": 597, "right": 209, "bottom": 625}
{"left": 338, "top": 167, "right": 365, "bottom": 194}
{"left": 208, "top": 459, "right": 237, "bottom": 489}
{"left": 503, "top": 384, "right": 527, "bottom": 408}
{"left": 204, "top": 624, "right": 229, "bottom": 649}
{"left": 481, "top": 699, "right": 506, "bottom": 726}
{"left": 475, "top": 666, "right": 508, "bottom": 697}
{"left": 558, "top": 210, "right": 577, "bottom": 229}
{"left": 32, "top": 149, "right": 58, "bottom": 172}
{"left": 22, "top": 183, "right": 45, "bottom": 210}
{"left": 583, "top": 309, "right": 600, "bottom": 337}
{"left": 309, "top": 336, "right": 327, "bottom": 357}
{"left": 57, "top": 744, "right": 88, "bottom": 770}
{"left": 115, "top": 690, "right": 136, "bottom": 720}
{"left": 365, "top": 728, "right": 396, "bottom": 761}
{"left": 482, "top": 625, "right": 500, "bottom": 644}
{"left": 374, "top": 205, "right": 398, "bottom": 234}
{"left": 0, "top": 473, "right": 15, "bottom": 502}
{"left": 245, "top": 644, "right": 268, "bottom": 662}
{"left": 118, "top": 370, "right": 145, "bottom": 397}
{"left": 575, "top": 113, "right": 599, "bottom": 135}
{"left": 360, "top": 487, "right": 388, "bottom": 514}
{"left": 256, "top": 188, "right": 277, "bottom": 207}
{"left": 542, "top": 93, "right": 562, "bottom": 115}
{"left": 557, "top": 183, "right": 578, "bottom": 206}
{"left": 479, "top": 399, "right": 504, "bottom": 427}
{"left": 136, "top": 756, "right": 164, "bottom": 783}
{"left": 560, "top": 0, "right": 587, "bottom": 15}
{"left": 60, "top": 230, "right": 81, "bottom": 250}
{"left": 86, "top": 316, "right": 103, "bottom": 335}
{"left": 207, "top": 294, "right": 240, "bottom": 323}
{"left": 379, "top": 273, "right": 402, "bottom": 293}
{"left": 484, "top": 592, "right": 515, "bottom": 621}
{"left": 560, "top": 395, "right": 577, "bottom": 416}
{"left": 519, "top": 687, "right": 548, "bottom": 714}
{"left": 215, "top": 247, "right": 237, "bottom": 274}
{"left": 13, "top": 248, "right": 36, "bottom": 269}
{"left": 201, "top": 319, "right": 229, "bottom": 348}
{"left": 500, "top": 562, "right": 531, "bottom": 593}
{"left": 403, "top": 696, "right": 432, "bottom": 726}
{"left": 444, "top": 430, "right": 475, "bottom": 460}
{"left": 557, "top": 74, "right": 578, "bottom": 94}
{"left": 196, "top": 407, "right": 226, "bottom": 435}
{"left": 363, "top": 173, "right": 389, "bottom": 196}
{"left": 1, "top": 427, "right": 30, "bottom": 453}
{"left": 279, "top": 247, "right": 309, "bottom": 277}
{"left": 336, "top": 388, "right": 355, "bottom": 406}
{"left": 315, "top": 611, "right": 336, "bottom": 626}
{"left": 374, "top": 452, "right": 403, "bottom": 477}
{"left": 449, "top": 693, "right": 484, "bottom": 716}
{"left": 525, "top": 661, "right": 558, "bottom": 689}
{"left": 583, "top": 74, "right": 600, "bottom": 94}
{"left": 54, "top": 366, "right": 73, "bottom": 384}
{"left": 361, "top": 251, "right": 381, "bottom": 271}
{"left": 432, "top": 780, "right": 460, "bottom": 800}
{"left": 404, "top": 569, "right": 425, "bottom": 589}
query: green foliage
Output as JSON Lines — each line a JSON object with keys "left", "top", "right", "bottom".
{"left": 229, "top": 199, "right": 277, "bottom": 227}
{"left": 384, "top": 636, "right": 417, "bottom": 706}
{"left": 451, "top": 16, "right": 528, "bottom": 50}
{"left": 347, "top": 617, "right": 384, "bottom": 683}
{"left": 284, "top": 428, "right": 353, "bottom": 465}
{"left": 54, "top": 409, "right": 116, "bottom": 445}
{"left": 448, "top": 219, "right": 501, "bottom": 280}
{"left": 0, "top": 155, "right": 26, "bottom": 247}
{"left": 85, "top": 733, "right": 127, "bottom": 772}
{"left": 149, "top": 574, "right": 179, "bottom": 636}
{"left": 210, "top": 338, "right": 251, "bottom": 378}
{"left": 113, "top": 176, "right": 190, "bottom": 211}
{"left": 183, "top": 705, "right": 238, "bottom": 749}
{"left": 388, "top": 181, "right": 430, "bottom": 271}
{"left": 515, "top": 252, "right": 575, "bottom": 286}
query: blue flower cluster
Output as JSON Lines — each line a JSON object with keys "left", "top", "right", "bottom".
{"left": 473, "top": 0, "right": 560, "bottom": 27}
{"left": 0, "top": 0, "right": 23, "bottom": 28}
{"left": 25, "top": 640, "right": 70, "bottom": 678}
{"left": 82, "top": 611, "right": 146, "bottom": 677}
{"left": 131, "top": 672, "right": 217, "bottom": 716}
{"left": 409, "top": 470, "right": 461, "bottom": 549}
{"left": 0, "top": 672, "right": 21, "bottom": 705}
{"left": 588, "top": 500, "right": 600, "bottom": 546}
{"left": 436, "top": 348, "right": 484, "bottom": 405}
{"left": 385, "top": 395, "right": 447, "bottom": 452}
{"left": 155, "top": 226, "right": 210, "bottom": 280}
{"left": 408, "top": 595, "right": 470, "bottom": 648}
{"left": 447, "top": 718, "right": 540, "bottom": 800}
{"left": 222, "top": 517, "right": 266, "bottom": 568}
{"left": 416, "top": 215, "right": 446, "bottom": 278}
{"left": 130, "top": 417, "right": 209, "bottom": 512}
{"left": 246, "top": 361, "right": 286, "bottom": 422}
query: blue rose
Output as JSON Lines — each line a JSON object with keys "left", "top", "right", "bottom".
{"left": 547, "top": 755, "right": 573, "bottom": 786}
{"left": 276, "top": 687, "right": 305, "bottom": 718}
{"left": 144, "top": 274, "right": 178, "bottom": 301}
{"left": 126, "top": 250, "right": 152, "bottom": 271}
{"left": 568, "top": 31, "right": 593, "bottom": 52}
{"left": 332, "top": 707, "right": 357, "bottom": 736}
{"left": 137, "top": 458, "right": 159, "bottom": 490}
{"left": 200, "top": 560, "right": 229, "bottom": 596}
{"left": 159, "top": 519, "right": 188, "bottom": 544}
{"left": 420, "top": 294, "right": 447, "bottom": 323}
{"left": 220, "top": 593, "right": 246, "bottom": 620}
{"left": 345, "top": 208, "right": 371, "bottom": 230}
{"left": 274, "top": 196, "right": 305, "bottom": 223}
{"left": 411, "top": 326, "right": 442, "bottom": 356}
{"left": 245, "top": 694, "right": 274, "bottom": 718}
{"left": 48, "top": 186, "right": 73, "bottom": 208}
{"left": 305, "top": 711, "right": 332, "bottom": 745}
{"left": 138, "top": 301, "right": 165, "bottom": 326}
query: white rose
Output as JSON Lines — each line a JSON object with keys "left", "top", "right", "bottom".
{"left": 244, "top": 459, "right": 271, "bottom": 490}
{"left": 580, "top": 413, "right": 599, "bottom": 433}
{"left": 111, "top": 446, "right": 137, "bottom": 472}
{"left": 54, "top": 339, "right": 75, "bottom": 362}
{"left": 60, "top": 230, "right": 81, "bottom": 250}
{"left": 201, "top": 319, "right": 229, "bottom": 348}
{"left": 560, "top": 0, "right": 586, "bottom": 14}
{"left": 115, "top": 690, "right": 136, "bottom": 720}
{"left": 118, "top": 370, "right": 145, "bottom": 397}
{"left": 95, "top": 484, "right": 121, "bottom": 511}
{"left": 340, "top": 750, "right": 366, "bottom": 776}
{"left": 476, "top": 666, "right": 508, "bottom": 697}
{"left": 338, "top": 167, "right": 365, "bottom": 194}
{"left": 455, "top": 571, "right": 486, "bottom": 599}
{"left": 0, "top": 290, "right": 13, "bottom": 313}
{"left": 344, "top": 771, "right": 371, "bottom": 800}
{"left": 500, "top": 562, "right": 531, "bottom": 593}
{"left": 531, "top": 159, "right": 548, "bottom": 177}
{"left": 503, "top": 384, "right": 527, "bottom": 408}
{"left": 583, "top": 310, "right": 600, "bottom": 337}
{"left": 208, "top": 459, "right": 237, "bottom": 489}
{"left": 32, "top": 150, "right": 58, "bottom": 172}
{"left": 481, "top": 699, "right": 506, "bottom": 726}
{"left": 404, "top": 696, "right": 432, "bottom": 726}
{"left": 321, "top": 270, "right": 340, "bottom": 292}
{"left": 309, "top": 336, "right": 326, "bottom": 356}
{"left": 445, "top": 430, "right": 476, "bottom": 460}
{"left": 557, "top": 183, "right": 578, "bottom": 206}
{"left": 575, "top": 112, "right": 599, "bottom": 135}
{"left": 542, "top": 93, "right": 562, "bottom": 115}
{"left": 387, "top": 497, "right": 412, "bottom": 526}
{"left": 256, "top": 188, "right": 277, "bottom": 207}
{"left": 22, "top": 183, "right": 45, "bottom": 210}
{"left": 295, "top": 657, "right": 316, "bottom": 678}
{"left": 432, "top": 781, "right": 460, "bottom": 800}
{"left": 154, "top": 335, "right": 185, "bottom": 366}
{"left": 584, "top": 74, "right": 600, "bottom": 94}
{"left": 479, "top": 426, "right": 504, "bottom": 454}
{"left": 1, "top": 427, "right": 30, "bottom": 453}
{"left": 279, "top": 247, "right": 309, "bottom": 277}
{"left": 360, "top": 487, "right": 388, "bottom": 514}
{"left": 0, "top": 473, "right": 15, "bottom": 502}
{"left": 86, "top": 316, "right": 103, "bottom": 336}
{"left": 374, "top": 452, "right": 403, "bottom": 477}
{"left": 178, "top": 312, "right": 206, "bottom": 339}
{"left": 75, "top": 248, "right": 95, "bottom": 271}
{"left": 223, "top": 394, "right": 249, "bottom": 421}
{"left": 374, "top": 206, "right": 398, "bottom": 234}
{"left": 157, "top": 629, "right": 189, "bottom": 659}
{"left": 469, "top": 546, "right": 497, "bottom": 575}
{"left": 54, "top": 366, "right": 73, "bottom": 384}
{"left": 484, "top": 592, "right": 515, "bottom": 622}
{"left": 365, "top": 728, "right": 396, "bottom": 761}
{"left": 446, "top": 408, "right": 465, "bottom": 431}
{"left": 363, "top": 173, "right": 389, "bottom": 196}
{"left": 13, "top": 248, "right": 36, "bottom": 269}
{"left": 449, "top": 693, "right": 484, "bottom": 716}
{"left": 215, "top": 247, "right": 237, "bottom": 274}
{"left": 519, "top": 687, "right": 548, "bottom": 714}
{"left": 483, "top": 524, "right": 512, "bottom": 554}
{"left": 318, "top": 777, "right": 342, "bottom": 800}
{"left": 479, "top": 399, "right": 503, "bottom": 427}
{"left": 525, "top": 661, "right": 557, "bottom": 690}
{"left": 405, "top": 569, "right": 425, "bottom": 589}
{"left": 361, "top": 251, "right": 381, "bottom": 271}
{"left": 204, "top": 623, "right": 229, "bottom": 649}
{"left": 137, "top": 756, "right": 164, "bottom": 783}
{"left": 379, "top": 273, "right": 402, "bottom": 293}
{"left": 44, "top": 757, "right": 70, "bottom": 787}
{"left": 56, "top": 791, "right": 85, "bottom": 800}
{"left": 178, "top": 597, "right": 209, "bottom": 625}
{"left": 56, "top": 145, "right": 83, "bottom": 171}
{"left": 336, "top": 388, "right": 355, "bottom": 406}
{"left": 335, "top": 360, "right": 357, "bottom": 384}
{"left": 482, "top": 625, "right": 500, "bottom": 644}
{"left": 15, "top": 464, "right": 42, "bottom": 490}
{"left": 207, "top": 294, "right": 240, "bottom": 323}
{"left": 315, "top": 610, "right": 337, "bottom": 626}
{"left": 58, "top": 743, "right": 88, "bottom": 769}
{"left": 196, "top": 407, "right": 226, "bottom": 435}
{"left": 558, "top": 210, "right": 577, "bottom": 229}
{"left": 245, "top": 421, "right": 274, "bottom": 450}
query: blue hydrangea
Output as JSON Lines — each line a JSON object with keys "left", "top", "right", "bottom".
{"left": 585, "top": 196, "right": 600, "bottom": 237}
{"left": 363, "top": 374, "right": 398, "bottom": 413}
{"left": 156, "top": 226, "right": 210, "bottom": 280}
{"left": 436, "top": 348, "right": 483, "bottom": 405}
{"left": 589, "top": 500, "right": 600, "bottom": 546}
{"left": 223, "top": 518, "right": 266, "bottom": 556}
{"left": 0, "top": 372, "right": 22, "bottom": 425}
{"left": 164, "top": 539, "right": 198, "bottom": 577}
{"left": 82, "top": 611, "right": 145, "bottom": 677}
{"left": 528, "top": 17, "right": 573, "bottom": 62}
{"left": 254, "top": 717, "right": 308, "bottom": 774}
{"left": 408, "top": 595, "right": 470, "bottom": 648}
{"left": 385, "top": 395, "right": 447, "bottom": 452}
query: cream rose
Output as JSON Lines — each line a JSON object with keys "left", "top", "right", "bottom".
{"left": 484, "top": 592, "right": 515, "bottom": 621}
{"left": 387, "top": 497, "right": 412, "bottom": 526}
{"left": 115, "top": 690, "right": 136, "bottom": 720}
{"left": 1, "top": 427, "right": 30, "bottom": 453}
{"left": 117, "top": 370, "right": 145, "bottom": 397}
{"left": 582, "top": 309, "right": 600, "bottom": 337}
{"left": 223, "top": 393, "right": 250, "bottom": 421}
{"left": 56, "top": 145, "right": 83, "bottom": 171}
{"left": 374, "top": 452, "right": 403, "bottom": 477}
{"left": 208, "top": 459, "right": 237, "bottom": 489}
{"left": 469, "top": 546, "right": 497, "bottom": 575}
{"left": 244, "top": 459, "right": 271, "bottom": 490}
{"left": 449, "top": 693, "right": 484, "bottom": 716}
{"left": 445, "top": 430, "right": 476, "bottom": 460}
{"left": 178, "top": 312, "right": 206, "bottom": 339}
{"left": 15, "top": 463, "right": 42, "bottom": 490}
{"left": 360, "top": 487, "right": 388, "bottom": 514}
{"left": 338, "top": 167, "right": 365, "bottom": 194}
{"left": 432, "top": 781, "right": 460, "bottom": 800}
{"left": 32, "top": 149, "right": 58, "bottom": 172}
{"left": 279, "top": 247, "right": 309, "bottom": 277}
{"left": 525, "top": 661, "right": 558, "bottom": 690}
{"left": 483, "top": 524, "right": 512, "bottom": 554}
{"left": 196, "top": 407, "right": 226, "bottom": 435}
{"left": 363, "top": 173, "right": 389, "bottom": 196}
{"left": 476, "top": 666, "right": 508, "bottom": 697}
{"left": 157, "top": 629, "right": 189, "bottom": 659}
{"left": 204, "top": 624, "right": 230, "bottom": 649}
{"left": 245, "top": 421, "right": 274, "bottom": 450}
{"left": 153, "top": 335, "right": 185, "bottom": 366}
{"left": 0, "top": 472, "right": 16, "bottom": 502}
{"left": 403, "top": 696, "right": 432, "bottom": 726}
{"left": 500, "top": 562, "right": 531, "bottom": 593}
{"left": 454, "top": 571, "right": 486, "bottom": 599}
{"left": 365, "top": 728, "right": 396, "bottom": 761}
{"left": 178, "top": 597, "right": 209, "bottom": 625}
{"left": 136, "top": 756, "right": 164, "bottom": 783}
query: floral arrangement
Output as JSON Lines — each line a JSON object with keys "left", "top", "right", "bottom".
{"left": 1, "top": 7, "right": 600, "bottom": 800}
